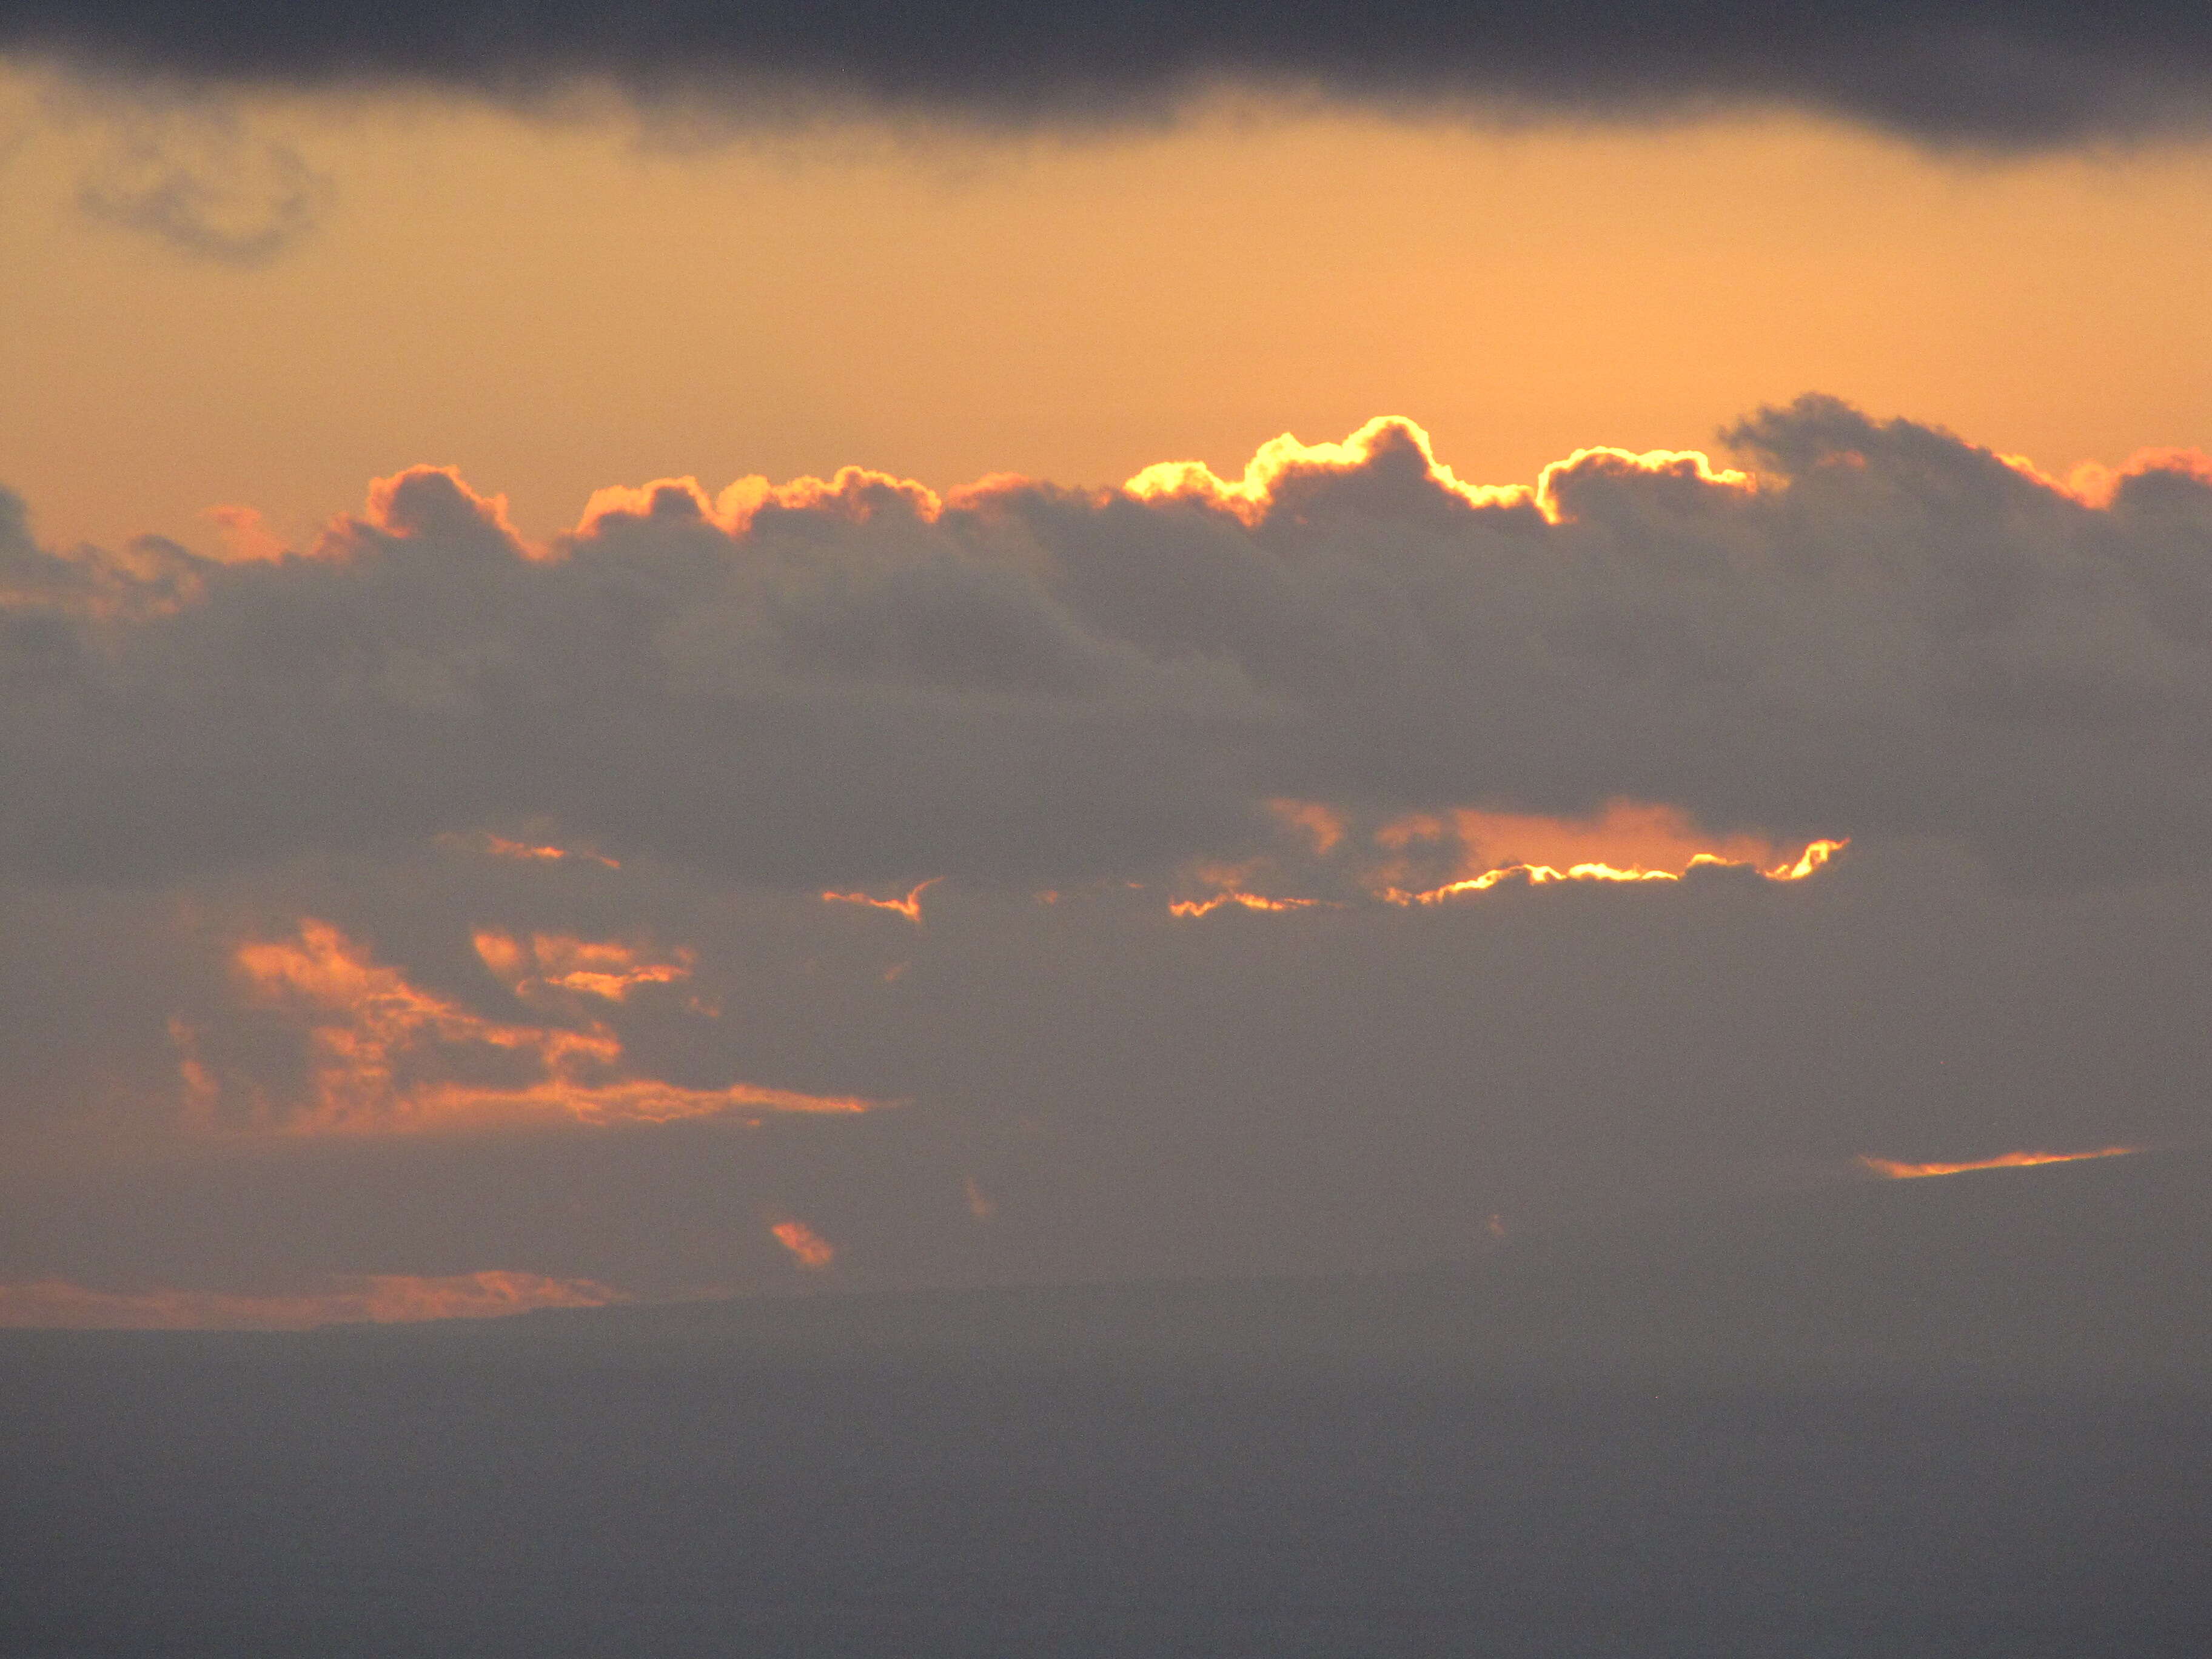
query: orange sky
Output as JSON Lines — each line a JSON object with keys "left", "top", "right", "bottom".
{"left": 2, "top": 54, "right": 2209, "bottom": 1319}
{"left": 5, "top": 67, "right": 2211, "bottom": 549}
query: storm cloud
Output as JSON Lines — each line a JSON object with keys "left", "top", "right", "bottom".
{"left": 6, "top": 0, "right": 2212, "bottom": 148}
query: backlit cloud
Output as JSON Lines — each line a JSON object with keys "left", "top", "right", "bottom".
{"left": 5, "top": 398, "right": 2211, "bottom": 895}
{"left": 1857, "top": 1147, "right": 2143, "bottom": 1179}
{"left": 769, "top": 1219, "right": 836, "bottom": 1270}
{"left": 473, "top": 928, "right": 693, "bottom": 1004}
{"left": 473, "top": 834, "right": 620, "bottom": 870}
{"left": 1161, "top": 799, "right": 1845, "bottom": 914}
{"left": 822, "top": 879, "right": 938, "bottom": 925}
{"left": 194, "top": 919, "right": 893, "bottom": 1133}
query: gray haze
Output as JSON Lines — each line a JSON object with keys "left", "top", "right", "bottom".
{"left": 6, "top": 1154, "right": 2210, "bottom": 1655}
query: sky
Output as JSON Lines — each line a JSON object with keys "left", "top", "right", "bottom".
{"left": 3, "top": 1, "right": 2211, "bottom": 1325}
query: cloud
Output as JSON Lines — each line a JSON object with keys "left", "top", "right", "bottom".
{"left": 4, "top": 398, "right": 2212, "bottom": 894}
{"left": 768, "top": 1218, "right": 835, "bottom": 1270}
{"left": 1857, "top": 1146, "right": 2142, "bottom": 1179}
{"left": 473, "top": 928, "right": 693, "bottom": 1004}
{"left": 1, "top": 828, "right": 2204, "bottom": 1297}
{"left": 75, "top": 124, "right": 327, "bottom": 263}
{"left": 821, "top": 879, "right": 937, "bottom": 924}
{"left": 33, "top": 81, "right": 332, "bottom": 263}
{"left": 187, "top": 919, "right": 894, "bottom": 1133}
{"left": 7, "top": 1, "right": 2212, "bottom": 149}
{"left": 0, "top": 1268, "right": 619, "bottom": 1328}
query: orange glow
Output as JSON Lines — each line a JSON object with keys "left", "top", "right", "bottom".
{"left": 317, "top": 423, "right": 2177, "bottom": 569}
{"left": 1167, "top": 859, "right": 1329, "bottom": 918}
{"left": 1767, "top": 838, "right": 1846, "bottom": 881}
{"left": 472, "top": 929, "right": 693, "bottom": 1002}
{"left": 1387, "top": 862, "right": 1675, "bottom": 902}
{"left": 1857, "top": 1146, "right": 2141, "bottom": 1179}
{"left": 964, "top": 1175, "right": 997, "bottom": 1222}
{"left": 204, "top": 503, "right": 292, "bottom": 563}
{"left": 1449, "top": 800, "right": 1785, "bottom": 876}
{"left": 1386, "top": 842, "right": 1846, "bottom": 903}
{"left": 1373, "top": 813, "right": 1449, "bottom": 854}
{"left": 1162, "top": 800, "right": 1845, "bottom": 913}
{"left": 479, "top": 834, "right": 621, "bottom": 870}
{"left": 0, "top": 1269, "right": 621, "bottom": 1330}
{"left": 1267, "top": 798, "right": 1346, "bottom": 856}
{"left": 166, "top": 1016, "right": 220, "bottom": 1131}
{"left": 2001, "top": 446, "right": 2212, "bottom": 508}
{"left": 1533, "top": 444, "right": 1752, "bottom": 520}
{"left": 1124, "top": 417, "right": 1534, "bottom": 525}
{"left": 822, "top": 878, "right": 939, "bottom": 924}
{"left": 343, "top": 464, "right": 547, "bottom": 558}
{"left": 21, "top": 95, "right": 2212, "bottom": 563}
{"left": 769, "top": 1219, "right": 836, "bottom": 1270}
{"left": 1122, "top": 418, "right": 1751, "bottom": 528}
{"left": 1372, "top": 801, "right": 1845, "bottom": 903}
{"left": 1168, "top": 890, "right": 1324, "bottom": 919}
{"left": 209, "top": 920, "right": 893, "bottom": 1133}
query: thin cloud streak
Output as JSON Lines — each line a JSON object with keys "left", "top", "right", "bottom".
{"left": 0, "top": 1269, "right": 620, "bottom": 1329}
{"left": 1858, "top": 1147, "right": 2143, "bottom": 1179}
{"left": 822, "top": 879, "right": 939, "bottom": 925}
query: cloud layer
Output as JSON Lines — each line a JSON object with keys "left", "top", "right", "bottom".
{"left": 5, "top": 397, "right": 2212, "bottom": 894}
{"left": 7, "top": 0, "right": 2212, "bottom": 147}
{"left": 5, "top": 398, "right": 2211, "bottom": 1310}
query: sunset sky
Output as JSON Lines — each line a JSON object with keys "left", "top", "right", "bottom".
{"left": 4, "top": 2, "right": 2211, "bottom": 1326}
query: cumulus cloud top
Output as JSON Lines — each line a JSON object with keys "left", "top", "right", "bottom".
{"left": 7, "top": 0, "right": 2212, "bottom": 148}
{"left": 5, "top": 397, "right": 2211, "bottom": 894}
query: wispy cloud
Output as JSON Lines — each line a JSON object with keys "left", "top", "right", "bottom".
{"left": 0, "top": 1269, "right": 620, "bottom": 1329}
{"left": 769, "top": 1218, "right": 836, "bottom": 1270}
{"left": 184, "top": 919, "right": 896, "bottom": 1134}
{"left": 1857, "top": 1147, "right": 2142, "bottom": 1180}
{"left": 44, "top": 87, "right": 332, "bottom": 264}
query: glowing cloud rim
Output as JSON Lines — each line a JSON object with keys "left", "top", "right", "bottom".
{"left": 1856, "top": 1147, "right": 2142, "bottom": 1180}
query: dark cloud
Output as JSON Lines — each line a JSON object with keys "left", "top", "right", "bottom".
{"left": 75, "top": 122, "right": 328, "bottom": 264}
{"left": 5, "top": 398, "right": 2212, "bottom": 894}
{"left": 4, "top": 0, "right": 2212, "bottom": 148}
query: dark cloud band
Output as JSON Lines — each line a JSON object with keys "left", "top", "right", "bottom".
{"left": 6, "top": 0, "right": 2212, "bottom": 147}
